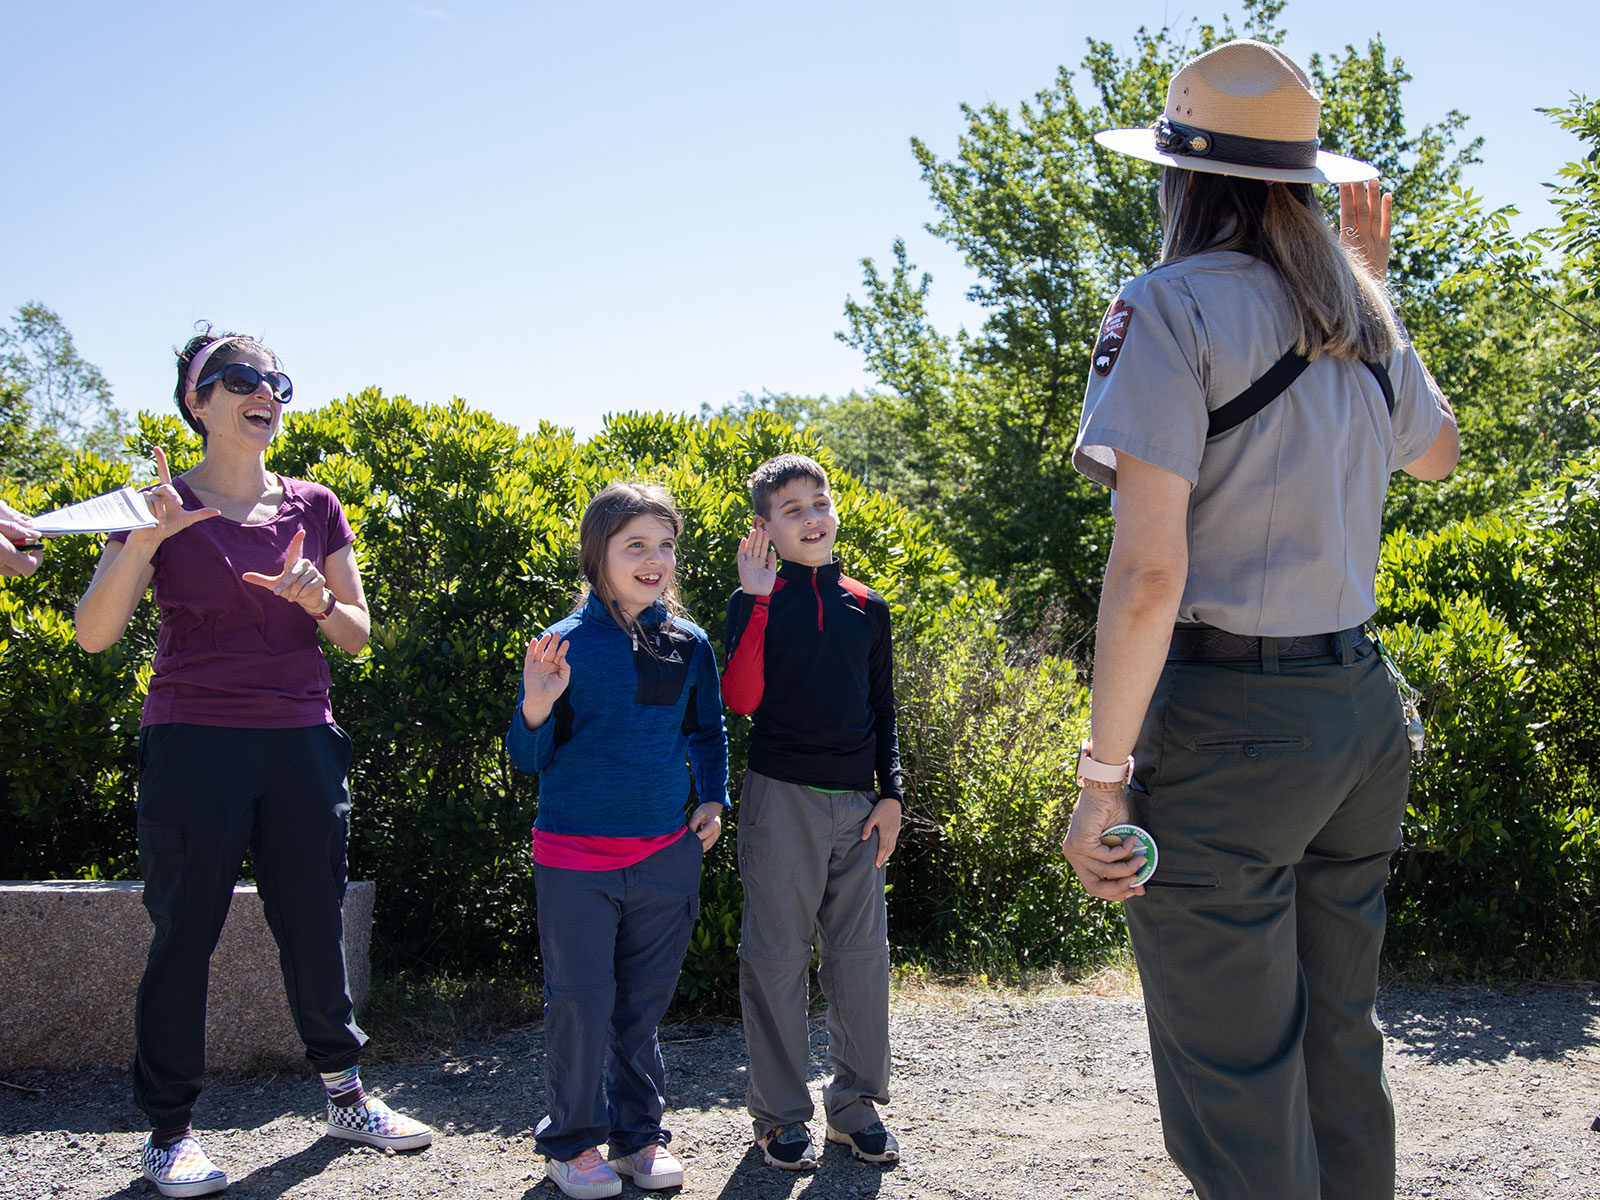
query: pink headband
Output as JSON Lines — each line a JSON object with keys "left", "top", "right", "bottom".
{"left": 182, "top": 335, "right": 248, "bottom": 398}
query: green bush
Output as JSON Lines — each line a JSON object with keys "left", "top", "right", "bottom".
{"left": 1376, "top": 448, "right": 1600, "bottom": 976}
{"left": 1, "top": 397, "right": 965, "bottom": 1001}
{"left": 0, "top": 452, "right": 154, "bottom": 882}
{"left": 889, "top": 606, "right": 1127, "bottom": 972}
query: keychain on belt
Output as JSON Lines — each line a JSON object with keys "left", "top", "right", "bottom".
{"left": 1366, "top": 625, "right": 1426, "bottom": 757}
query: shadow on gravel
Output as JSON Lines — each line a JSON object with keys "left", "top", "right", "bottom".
{"left": 711, "top": 1141, "right": 890, "bottom": 1200}
{"left": 85, "top": 1140, "right": 346, "bottom": 1200}
{"left": 1379, "top": 985, "right": 1600, "bottom": 1065}
{"left": 204, "top": 1139, "right": 346, "bottom": 1200}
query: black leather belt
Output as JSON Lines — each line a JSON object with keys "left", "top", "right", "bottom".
{"left": 1167, "top": 625, "right": 1367, "bottom": 662}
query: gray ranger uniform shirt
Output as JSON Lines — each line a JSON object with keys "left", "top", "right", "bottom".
{"left": 1072, "top": 249, "right": 1447, "bottom": 637}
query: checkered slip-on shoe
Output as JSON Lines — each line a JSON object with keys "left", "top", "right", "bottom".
{"left": 141, "top": 1133, "right": 228, "bottom": 1198}
{"left": 321, "top": 1095, "right": 434, "bottom": 1150}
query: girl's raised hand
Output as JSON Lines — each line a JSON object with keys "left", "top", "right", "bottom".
{"left": 1339, "top": 179, "right": 1393, "bottom": 283}
{"left": 737, "top": 524, "right": 778, "bottom": 596}
{"left": 241, "top": 528, "right": 330, "bottom": 614}
{"left": 129, "top": 446, "right": 220, "bottom": 550}
{"left": 523, "top": 631, "right": 571, "bottom": 701}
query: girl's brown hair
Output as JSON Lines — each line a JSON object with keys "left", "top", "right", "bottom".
{"left": 576, "top": 481, "right": 691, "bottom": 648}
{"left": 1158, "top": 167, "right": 1400, "bottom": 362}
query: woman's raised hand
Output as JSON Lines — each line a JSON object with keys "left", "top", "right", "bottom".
{"left": 737, "top": 524, "right": 778, "bottom": 596}
{"left": 242, "top": 528, "right": 330, "bottom": 614}
{"left": 1339, "top": 179, "right": 1393, "bottom": 283}
{"left": 130, "top": 446, "right": 219, "bottom": 549}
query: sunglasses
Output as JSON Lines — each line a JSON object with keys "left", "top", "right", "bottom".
{"left": 196, "top": 362, "right": 294, "bottom": 403}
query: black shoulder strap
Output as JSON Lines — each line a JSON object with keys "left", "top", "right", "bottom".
{"left": 1206, "top": 350, "right": 1308, "bottom": 439}
{"left": 1207, "top": 351, "right": 1396, "bottom": 440}
{"left": 1363, "top": 359, "right": 1395, "bottom": 414}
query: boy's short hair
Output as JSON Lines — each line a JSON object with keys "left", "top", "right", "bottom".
{"left": 748, "top": 453, "right": 830, "bottom": 518}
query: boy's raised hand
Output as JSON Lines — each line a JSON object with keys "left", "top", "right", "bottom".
{"left": 520, "top": 631, "right": 571, "bottom": 729}
{"left": 737, "top": 524, "right": 778, "bottom": 596}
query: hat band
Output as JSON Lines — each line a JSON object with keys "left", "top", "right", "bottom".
{"left": 1153, "top": 116, "right": 1319, "bottom": 170}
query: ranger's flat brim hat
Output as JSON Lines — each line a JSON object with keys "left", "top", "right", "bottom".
{"left": 1095, "top": 38, "right": 1378, "bottom": 184}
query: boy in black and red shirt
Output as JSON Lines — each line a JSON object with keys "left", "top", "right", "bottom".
{"left": 723, "top": 453, "right": 902, "bottom": 1170}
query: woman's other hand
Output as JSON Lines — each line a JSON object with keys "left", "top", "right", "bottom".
{"left": 1339, "top": 179, "right": 1393, "bottom": 282}
{"left": 241, "top": 528, "right": 329, "bottom": 614}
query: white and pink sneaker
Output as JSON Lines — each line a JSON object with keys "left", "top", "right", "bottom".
{"left": 610, "top": 1142, "right": 685, "bottom": 1189}
{"left": 545, "top": 1146, "right": 622, "bottom": 1199}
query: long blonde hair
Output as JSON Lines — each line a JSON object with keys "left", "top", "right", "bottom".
{"left": 576, "top": 481, "right": 691, "bottom": 649}
{"left": 1159, "top": 167, "right": 1400, "bottom": 362}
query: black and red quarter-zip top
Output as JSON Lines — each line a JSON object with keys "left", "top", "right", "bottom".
{"left": 723, "top": 559, "right": 903, "bottom": 802}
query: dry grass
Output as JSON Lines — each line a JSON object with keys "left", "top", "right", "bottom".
{"left": 887, "top": 949, "right": 1144, "bottom": 1010}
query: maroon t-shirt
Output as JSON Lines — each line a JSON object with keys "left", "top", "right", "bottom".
{"left": 111, "top": 476, "right": 355, "bottom": 729}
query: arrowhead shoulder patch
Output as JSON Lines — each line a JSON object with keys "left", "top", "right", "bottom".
{"left": 1092, "top": 298, "right": 1132, "bottom": 377}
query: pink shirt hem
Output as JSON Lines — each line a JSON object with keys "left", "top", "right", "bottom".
{"left": 532, "top": 827, "right": 688, "bottom": 871}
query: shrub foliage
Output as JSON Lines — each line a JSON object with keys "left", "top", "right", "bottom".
{"left": 6, "top": 401, "right": 1600, "bottom": 995}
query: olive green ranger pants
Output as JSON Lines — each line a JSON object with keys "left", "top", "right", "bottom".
{"left": 1124, "top": 638, "right": 1410, "bottom": 1200}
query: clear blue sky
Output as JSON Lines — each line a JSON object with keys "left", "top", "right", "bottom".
{"left": 3, "top": 1, "right": 1590, "bottom": 440}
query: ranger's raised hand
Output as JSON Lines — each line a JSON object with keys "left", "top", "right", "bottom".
{"left": 1339, "top": 178, "right": 1393, "bottom": 282}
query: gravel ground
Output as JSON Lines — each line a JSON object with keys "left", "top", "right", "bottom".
{"left": 5, "top": 983, "right": 1599, "bottom": 1200}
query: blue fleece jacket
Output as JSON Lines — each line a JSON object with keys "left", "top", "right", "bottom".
{"left": 506, "top": 595, "right": 730, "bottom": 836}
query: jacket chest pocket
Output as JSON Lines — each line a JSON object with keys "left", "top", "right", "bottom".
{"left": 634, "top": 631, "right": 691, "bottom": 706}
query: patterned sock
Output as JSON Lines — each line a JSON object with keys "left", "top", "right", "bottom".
{"left": 320, "top": 1067, "right": 365, "bottom": 1108}
{"left": 150, "top": 1124, "right": 191, "bottom": 1151}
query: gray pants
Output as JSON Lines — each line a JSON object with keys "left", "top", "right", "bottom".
{"left": 737, "top": 770, "right": 890, "bottom": 1136}
{"left": 1124, "top": 640, "right": 1410, "bottom": 1200}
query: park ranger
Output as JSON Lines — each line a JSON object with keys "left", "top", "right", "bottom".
{"left": 1060, "top": 38, "right": 1459, "bottom": 1200}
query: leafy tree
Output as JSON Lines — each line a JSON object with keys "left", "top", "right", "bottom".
{"left": 0, "top": 303, "right": 126, "bottom": 483}
{"left": 838, "top": 2, "right": 1497, "bottom": 636}
{"left": 701, "top": 389, "right": 925, "bottom": 499}
{"left": 1391, "top": 96, "right": 1600, "bottom": 533}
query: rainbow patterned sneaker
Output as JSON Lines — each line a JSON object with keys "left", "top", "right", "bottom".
{"left": 321, "top": 1095, "right": 434, "bottom": 1150}
{"left": 141, "top": 1133, "right": 228, "bottom": 1198}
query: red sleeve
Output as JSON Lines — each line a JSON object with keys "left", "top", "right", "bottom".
{"left": 721, "top": 593, "right": 770, "bottom": 714}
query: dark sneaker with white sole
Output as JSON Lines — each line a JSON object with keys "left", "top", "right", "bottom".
{"left": 825, "top": 1120, "right": 900, "bottom": 1163}
{"left": 757, "top": 1122, "right": 817, "bottom": 1170}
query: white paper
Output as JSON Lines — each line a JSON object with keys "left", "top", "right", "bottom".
{"left": 30, "top": 486, "right": 158, "bottom": 535}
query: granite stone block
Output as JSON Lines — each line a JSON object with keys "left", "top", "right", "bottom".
{"left": 0, "top": 880, "right": 374, "bottom": 1071}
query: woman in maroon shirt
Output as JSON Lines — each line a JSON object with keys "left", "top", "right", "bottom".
{"left": 75, "top": 329, "right": 432, "bottom": 1198}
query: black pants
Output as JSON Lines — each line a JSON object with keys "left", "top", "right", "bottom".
{"left": 132, "top": 723, "right": 368, "bottom": 1128}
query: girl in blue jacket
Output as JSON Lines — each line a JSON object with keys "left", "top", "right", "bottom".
{"left": 507, "top": 481, "right": 728, "bottom": 1200}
